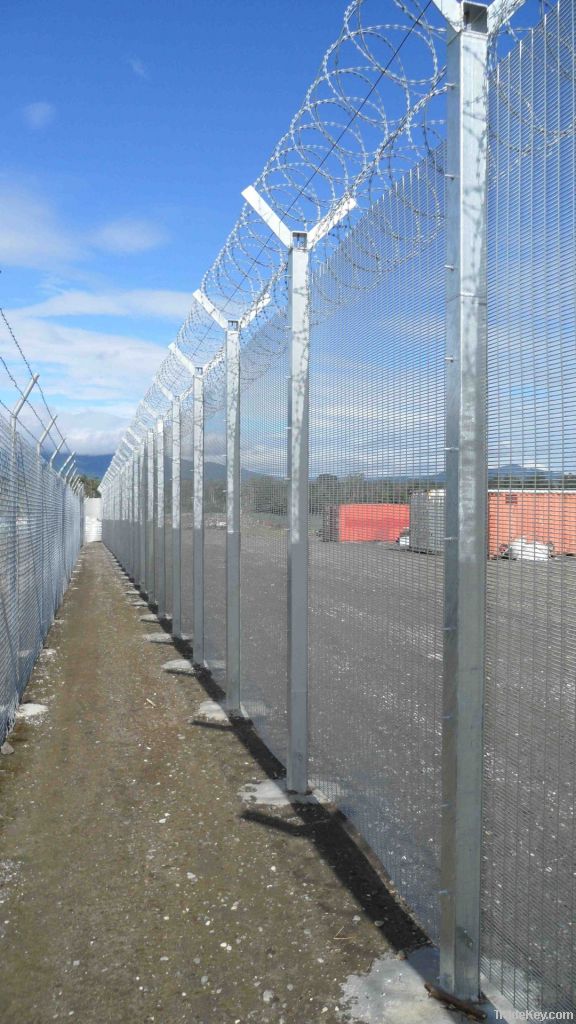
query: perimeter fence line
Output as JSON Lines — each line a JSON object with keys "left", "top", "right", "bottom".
{"left": 102, "top": 0, "right": 576, "bottom": 1016}
{"left": 0, "top": 324, "right": 84, "bottom": 748}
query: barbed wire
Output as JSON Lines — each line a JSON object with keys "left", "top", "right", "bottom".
{"left": 104, "top": 0, "right": 446, "bottom": 482}
{"left": 0, "top": 308, "right": 73, "bottom": 462}
{"left": 103, "top": 0, "right": 564, "bottom": 486}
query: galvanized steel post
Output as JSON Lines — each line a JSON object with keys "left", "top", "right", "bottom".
{"left": 156, "top": 419, "right": 165, "bottom": 617}
{"left": 171, "top": 399, "right": 182, "bottom": 637}
{"left": 434, "top": 0, "right": 489, "bottom": 1003}
{"left": 36, "top": 414, "right": 57, "bottom": 637}
{"left": 132, "top": 451, "right": 139, "bottom": 581}
{"left": 225, "top": 320, "right": 241, "bottom": 712}
{"left": 193, "top": 370, "right": 205, "bottom": 665}
{"left": 240, "top": 185, "right": 354, "bottom": 794}
{"left": 287, "top": 231, "right": 310, "bottom": 795}
{"left": 139, "top": 441, "right": 147, "bottom": 591}
{"left": 146, "top": 428, "right": 155, "bottom": 601}
{"left": 10, "top": 375, "right": 40, "bottom": 688}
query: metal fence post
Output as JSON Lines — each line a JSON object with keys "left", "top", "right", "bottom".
{"left": 138, "top": 443, "right": 145, "bottom": 590}
{"left": 131, "top": 451, "right": 138, "bottom": 580}
{"left": 146, "top": 428, "right": 155, "bottom": 602}
{"left": 156, "top": 419, "right": 165, "bottom": 618}
{"left": 171, "top": 398, "right": 182, "bottom": 637}
{"left": 10, "top": 375, "right": 39, "bottom": 690}
{"left": 193, "top": 370, "right": 205, "bottom": 665}
{"left": 240, "top": 186, "right": 353, "bottom": 793}
{"left": 287, "top": 231, "right": 310, "bottom": 794}
{"left": 9, "top": 423, "right": 20, "bottom": 690}
{"left": 36, "top": 414, "right": 57, "bottom": 638}
{"left": 435, "top": 0, "right": 489, "bottom": 1003}
{"left": 226, "top": 320, "right": 241, "bottom": 712}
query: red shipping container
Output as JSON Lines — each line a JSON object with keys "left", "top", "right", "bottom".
{"left": 488, "top": 490, "right": 576, "bottom": 556}
{"left": 337, "top": 503, "right": 410, "bottom": 542}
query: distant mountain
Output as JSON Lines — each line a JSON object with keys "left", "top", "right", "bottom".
{"left": 205, "top": 461, "right": 263, "bottom": 483}
{"left": 48, "top": 453, "right": 113, "bottom": 481}
{"left": 489, "top": 463, "right": 562, "bottom": 479}
{"left": 204, "top": 461, "right": 226, "bottom": 482}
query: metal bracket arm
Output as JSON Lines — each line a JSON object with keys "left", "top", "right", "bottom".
{"left": 58, "top": 452, "right": 76, "bottom": 477}
{"left": 192, "top": 289, "right": 228, "bottom": 330}
{"left": 241, "top": 186, "right": 293, "bottom": 248}
{"left": 307, "top": 194, "right": 357, "bottom": 248}
{"left": 48, "top": 442, "right": 64, "bottom": 468}
{"left": 169, "top": 342, "right": 198, "bottom": 379}
{"left": 36, "top": 414, "right": 58, "bottom": 456}
{"left": 243, "top": 185, "right": 356, "bottom": 252}
{"left": 12, "top": 374, "right": 39, "bottom": 421}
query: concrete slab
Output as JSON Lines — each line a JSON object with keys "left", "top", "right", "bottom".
{"left": 239, "top": 778, "right": 326, "bottom": 808}
{"left": 193, "top": 700, "right": 230, "bottom": 725}
{"left": 16, "top": 704, "right": 48, "bottom": 721}
{"left": 162, "top": 659, "right": 196, "bottom": 676}
{"left": 143, "top": 633, "right": 174, "bottom": 645}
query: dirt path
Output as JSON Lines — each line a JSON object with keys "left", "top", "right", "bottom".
{"left": 0, "top": 543, "right": 426, "bottom": 1024}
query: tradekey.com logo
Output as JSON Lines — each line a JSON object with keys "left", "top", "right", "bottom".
{"left": 495, "top": 1013, "right": 574, "bottom": 1022}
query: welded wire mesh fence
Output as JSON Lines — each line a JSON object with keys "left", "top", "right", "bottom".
{"left": 0, "top": 412, "right": 83, "bottom": 746}
{"left": 308, "top": 149, "right": 446, "bottom": 943}
{"left": 482, "top": 0, "right": 576, "bottom": 1011}
{"left": 101, "top": 0, "right": 576, "bottom": 1015}
{"left": 203, "top": 362, "right": 227, "bottom": 684}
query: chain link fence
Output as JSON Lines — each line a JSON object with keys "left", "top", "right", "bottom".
{"left": 101, "top": 0, "right": 576, "bottom": 1015}
{"left": 0, "top": 411, "right": 83, "bottom": 746}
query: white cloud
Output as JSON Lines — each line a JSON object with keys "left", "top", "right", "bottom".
{"left": 5, "top": 313, "right": 168, "bottom": 406}
{"left": 128, "top": 57, "right": 147, "bottom": 78}
{"left": 15, "top": 406, "right": 129, "bottom": 455}
{"left": 56, "top": 412, "right": 130, "bottom": 455}
{"left": 92, "top": 218, "right": 168, "bottom": 254}
{"left": 16, "top": 289, "right": 191, "bottom": 321}
{"left": 0, "top": 183, "right": 169, "bottom": 269}
{"left": 22, "top": 101, "right": 55, "bottom": 130}
{"left": 0, "top": 188, "right": 80, "bottom": 269}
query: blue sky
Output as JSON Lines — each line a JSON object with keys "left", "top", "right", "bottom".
{"left": 0, "top": 0, "right": 344, "bottom": 453}
{"left": 0, "top": 0, "right": 555, "bottom": 460}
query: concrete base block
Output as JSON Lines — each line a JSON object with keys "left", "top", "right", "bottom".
{"left": 162, "top": 659, "right": 195, "bottom": 676}
{"left": 192, "top": 700, "right": 230, "bottom": 726}
{"left": 144, "top": 633, "right": 174, "bottom": 645}
{"left": 16, "top": 704, "right": 48, "bottom": 721}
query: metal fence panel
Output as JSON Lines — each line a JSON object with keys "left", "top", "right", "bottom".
{"left": 0, "top": 415, "right": 17, "bottom": 736}
{"left": 99, "top": 2, "right": 576, "bottom": 1013}
{"left": 240, "top": 310, "right": 289, "bottom": 763}
{"left": 482, "top": 1, "right": 576, "bottom": 1012}
{"left": 203, "top": 363, "right": 227, "bottom": 684}
{"left": 164, "top": 413, "right": 173, "bottom": 619}
{"left": 180, "top": 397, "right": 194, "bottom": 641}
{"left": 308, "top": 153, "right": 446, "bottom": 941}
{"left": 0, "top": 411, "right": 82, "bottom": 745}
{"left": 155, "top": 424, "right": 165, "bottom": 615}
{"left": 17, "top": 432, "right": 43, "bottom": 689}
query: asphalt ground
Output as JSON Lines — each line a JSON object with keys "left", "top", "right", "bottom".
{"left": 191, "top": 523, "right": 576, "bottom": 1012}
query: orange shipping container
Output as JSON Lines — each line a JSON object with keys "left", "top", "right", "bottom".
{"left": 488, "top": 490, "right": 576, "bottom": 557}
{"left": 336, "top": 503, "right": 410, "bottom": 543}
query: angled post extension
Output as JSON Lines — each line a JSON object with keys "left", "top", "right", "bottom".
{"left": 242, "top": 185, "right": 356, "bottom": 793}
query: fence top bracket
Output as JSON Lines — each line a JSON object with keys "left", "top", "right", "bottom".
{"left": 432, "top": 0, "right": 525, "bottom": 33}
{"left": 12, "top": 373, "right": 39, "bottom": 421}
{"left": 242, "top": 186, "right": 356, "bottom": 253}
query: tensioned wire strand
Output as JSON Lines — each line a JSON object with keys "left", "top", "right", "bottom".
{"left": 0, "top": 308, "right": 72, "bottom": 456}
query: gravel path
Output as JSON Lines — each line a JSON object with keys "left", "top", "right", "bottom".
{"left": 0, "top": 542, "right": 426, "bottom": 1024}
